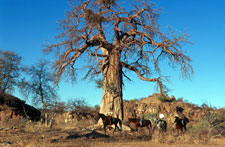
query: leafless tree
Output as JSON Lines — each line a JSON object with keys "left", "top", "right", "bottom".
{"left": 0, "top": 50, "right": 22, "bottom": 94}
{"left": 44, "top": 0, "right": 193, "bottom": 120}
{"left": 67, "top": 97, "right": 88, "bottom": 112}
{"left": 18, "top": 60, "right": 58, "bottom": 110}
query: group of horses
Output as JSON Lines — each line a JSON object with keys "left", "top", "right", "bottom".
{"left": 97, "top": 113, "right": 189, "bottom": 135}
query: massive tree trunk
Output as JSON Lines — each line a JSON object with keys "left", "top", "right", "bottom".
{"left": 99, "top": 48, "right": 124, "bottom": 120}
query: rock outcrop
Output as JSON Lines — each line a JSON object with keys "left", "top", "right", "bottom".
{"left": 123, "top": 93, "right": 218, "bottom": 125}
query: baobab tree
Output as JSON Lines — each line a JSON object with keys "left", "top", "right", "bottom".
{"left": 44, "top": 0, "right": 193, "bottom": 120}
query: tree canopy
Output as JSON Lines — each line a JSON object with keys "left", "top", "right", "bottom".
{"left": 44, "top": 0, "right": 193, "bottom": 90}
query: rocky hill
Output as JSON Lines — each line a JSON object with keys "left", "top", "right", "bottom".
{"left": 0, "top": 93, "right": 41, "bottom": 121}
{"left": 123, "top": 93, "right": 224, "bottom": 125}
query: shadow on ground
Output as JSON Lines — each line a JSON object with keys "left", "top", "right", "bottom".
{"left": 66, "top": 130, "right": 110, "bottom": 139}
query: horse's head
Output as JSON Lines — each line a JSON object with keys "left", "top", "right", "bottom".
{"left": 93, "top": 112, "right": 101, "bottom": 123}
{"left": 96, "top": 113, "right": 107, "bottom": 120}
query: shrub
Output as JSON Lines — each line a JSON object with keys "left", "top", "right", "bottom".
{"left": 144, "top": 113, "right": 158, "bottom": 122}
{"left": 194, "top": 113, "right": 225, "bottom": 139}
{"left": 157, "top": 96, "right": 166, "bottom": 102}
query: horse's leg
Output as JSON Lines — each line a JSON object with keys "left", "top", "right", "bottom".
{"left": 162, "top": 124, "right": 166, "bottom": 133}
{"left": 148, "top": 124, "right": 151, "bottom": 136}
{"left": 119, "top": 121, "right": 122, "bottom": 131}
{"left": 180, "top": 127, "right": 184, "bottom": 135}
{"left": 176, "top": 125, "right": 179, "bottom": 135}
{"left": 184, "top": 124, "right": 187, "bottom": 131}
{"left": 117, "top": 122, "right": 120, "bottom": 130}
{"left": 104, "top": 124, "right": 106, "bottom": 133}
{"left": 135, "top": 124, "right": 138, "bottom": 132}
{"left": 159, "top": 124, "right": 162, "bottom": 135}
{"left": 182, "top": 126, "right": 185, "bottom": 134}
{"left": 164, "top": 124, "right": 167, "bottom": 132}
{"left": 113, "top": 123, "right": 117, "bottom": 133}
{"left": 116, "top": 122, "right": 121, "bottom": 131}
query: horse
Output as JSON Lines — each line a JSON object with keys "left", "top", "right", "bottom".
{"left": 174, "top": 116, "right": 189, "bottom": 134}
{"left": 97, "top": 113, "right": 122, "bottom": 133}
{"left": 155, "top": 119, "right": 167, "bottom": 134}
{"left": 174, "top": 116, "right": 189, "bottom": 132}
{"left": 127, "top": 118, "right": 152, "bottom": 135}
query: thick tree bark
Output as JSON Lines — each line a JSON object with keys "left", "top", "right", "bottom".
{"left": 99, "top": 49, "right": 124, "bottom": 120}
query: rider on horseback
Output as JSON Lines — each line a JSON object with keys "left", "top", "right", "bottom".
{"left": 159, "top": 111, "right": 164, "bottom": 119}
{"left": 176, "top": 106, "right": 188, "bottom": 126}
{"left": 156, "top": 111, "right": 164, "bottom": 124}
{"left": 157, "top": 111, "right": 166, "bottom": 125}
{"left": 155, "top": 111, "right": 167, "bottom": 132}
{"left": 177, "top": 112, "right": 185, "bottom": 125}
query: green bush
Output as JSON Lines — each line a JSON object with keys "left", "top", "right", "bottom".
{"left": 157, "top": 96, "right": 166, "bottom": 102}
{"left": 144, "top": 113, "right": 158, "bottom": 121}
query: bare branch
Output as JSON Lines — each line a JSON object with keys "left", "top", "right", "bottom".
{"left": 120, "top": 61, "right": 163, "bottom": 95}
{"left": 44, "top": 0, "right": 193, "bottom": 95}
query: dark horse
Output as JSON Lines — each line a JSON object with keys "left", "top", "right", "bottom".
{"left": 97, "top": 113, "right": 122, "bottom": 133}
{"left": 174, "top": 116, "right": 189, "bottom": 134}
{"left": 127, "top": 118, "right": 152, "bottom": 135}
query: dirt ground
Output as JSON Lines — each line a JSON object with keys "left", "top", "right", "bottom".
{"left": 1, "top": 125, "right": 225, "bottom": 147}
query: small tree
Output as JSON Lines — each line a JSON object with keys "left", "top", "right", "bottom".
{"left": 67, "top": 98, "right": 88, "bottom": 112}
{"left": 19, "top": 60, "right": 58, "bottom": 109}
{"left": 0, "top": 50, "right": 22, "bottom": 94}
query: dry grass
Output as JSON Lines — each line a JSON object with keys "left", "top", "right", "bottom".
{"left": 0, "top": 117, "right": 224, "bottom": 147}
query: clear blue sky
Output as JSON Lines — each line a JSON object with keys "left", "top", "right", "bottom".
{"left": 0, "top": 0, "right": 224, "bottom": 108}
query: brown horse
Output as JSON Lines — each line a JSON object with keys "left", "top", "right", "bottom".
{"left": 97, "top": 113, "right": 122, "bottom": 133}
{"left": 174, "top": 116, "right": 187, "bottom": 134}
{"left": 127, "top": 118, "right": 152, "bottom": 135}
